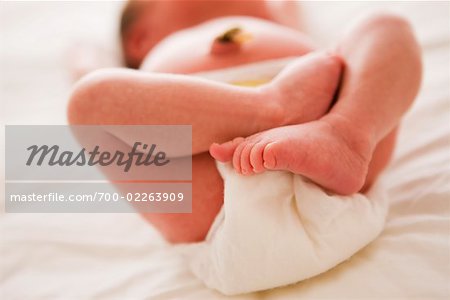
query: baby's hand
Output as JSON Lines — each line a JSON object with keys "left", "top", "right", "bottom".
{"left": 210, "top": 118, "right": 373, "bottom": 195}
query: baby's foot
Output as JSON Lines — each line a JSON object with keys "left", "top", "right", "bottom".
{"left": 210, "top": 119, "right": 373, "bottom": 195}
{"left": 266, "top": 51, "right": 343, "bottom": 125}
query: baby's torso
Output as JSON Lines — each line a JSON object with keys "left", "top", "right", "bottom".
{"left": 140, "top": 16, "right": 315, "bottom": 74}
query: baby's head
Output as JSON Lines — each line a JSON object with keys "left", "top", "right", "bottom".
{"left": 120, "top": 0, "right": 301, "bottom": 68}
{"left": 141, "top": 16, "right": 316, "bottom": 74}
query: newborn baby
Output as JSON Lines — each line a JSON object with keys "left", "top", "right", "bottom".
{"left": 68, "top": 11, "right": 421, "bottom": 246}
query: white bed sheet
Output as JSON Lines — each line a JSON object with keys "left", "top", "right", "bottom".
{"left": 1, "top": 2, "right": 449, "bottom": 299}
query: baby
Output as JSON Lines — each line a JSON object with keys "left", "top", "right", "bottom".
{"left": 68, "top": 2, "right": 422, "bottom": 244}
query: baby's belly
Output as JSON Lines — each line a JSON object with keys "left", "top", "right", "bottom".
{"left": 141, "top": 15, "right": 317, "bottom": 73}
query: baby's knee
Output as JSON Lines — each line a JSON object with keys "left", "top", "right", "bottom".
{"left": 363, "top": 11, "right": 410, "bottom": 28}
{"left": 356, "top": 11, "right": 413, "bottom": 37}
{"left": 363, "top": 11, "right": 421, "bottom": 79}
{"left": 346, "top": 11, "right": 421, "bottom": 67}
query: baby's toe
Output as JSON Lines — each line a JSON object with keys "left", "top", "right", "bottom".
{"left": 240, "top": 143, "right": 254, "bottom": 175}
{"left": 233, "top": 142, "right": 246, "bottom": 174}
{"left": 210, "top": 137, "right": 244, "bottom": 162}
{"left": 263, "top": 141, "right": 288, "bottom": 170}
{"left": 263, "top": 140, "right": 301, "bottom": 171}
{"left": 250, "top": 142, "right": 266, "bottom": 173}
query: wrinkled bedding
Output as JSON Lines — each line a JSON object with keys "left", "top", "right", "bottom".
{"left": 182, "top": 163, "right": 388, "bottom": 295}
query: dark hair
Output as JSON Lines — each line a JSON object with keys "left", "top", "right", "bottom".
{"left": 119, "top": 1, "right": 143, "bottom": 68}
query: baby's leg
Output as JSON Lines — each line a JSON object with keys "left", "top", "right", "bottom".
{"left": 212, "top": 12, "right": 422, "bottom": 194}
{"left": 139, "top": 153, "right": 225, "bottom": 243}
{"left": 71, "top": 129, "right": 223, "bottom": 243}
{"left": 68, "top": 52, "right": 341, "bottom": 243}
{"left": 68, "top": 52, "right": 340, "bottom": 155}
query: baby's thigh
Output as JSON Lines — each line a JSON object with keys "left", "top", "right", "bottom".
{"left": 140, "top": 152, "right": 224, "bottom": 243}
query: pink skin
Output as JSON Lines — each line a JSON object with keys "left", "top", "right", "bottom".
{"left": 123, "top": 0, "right": 301, "bottom": 68}
{"left": 210, "top": 13, "right": 421, "bottom": 194}
{"left": 141, "top": 16, "right": 316, "bottom": 73}
{"left": 69, "top": 17, "right": 341, "bottom": 243}
{"left": 68, "top": 14, "right": 422, "bottom": 243}
{"left": 68, "top": 1, "right": 301, "bottom": 77}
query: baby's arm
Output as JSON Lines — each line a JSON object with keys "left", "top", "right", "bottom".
{"left": 211, "top": 12, "right": 422, "bottom": 194}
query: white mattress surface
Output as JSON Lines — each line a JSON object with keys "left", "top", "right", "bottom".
{"left": 1, "top": 2, "right": 449, "bottom": 299}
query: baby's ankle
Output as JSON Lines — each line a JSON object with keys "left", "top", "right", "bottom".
{"left": 322, "top": 113, "right": 376, "bottom": 162}
{"left": 264, "top": 53, "right": 343, "bottom": 126}
{"left": 256, "top": 87, "right": 286, "bottom": 128}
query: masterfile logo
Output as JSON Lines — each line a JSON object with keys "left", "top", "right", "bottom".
{"left": 5, "top": 125, "right": 192, "bottom": 213}
{"left": 26, "top": 142, "right": 170, "bottom": 172}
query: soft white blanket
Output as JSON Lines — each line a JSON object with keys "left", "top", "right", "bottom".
{"left": 183, "top": 164, "right": 388, "bottom": 294}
